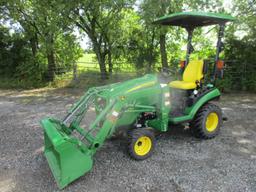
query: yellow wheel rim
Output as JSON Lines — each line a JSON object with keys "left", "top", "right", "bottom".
{"left": 205, "top": 112, "right": 219, "bottom": 132}
{"left": 134, "top": 136, "right": 152, "bottom": 156}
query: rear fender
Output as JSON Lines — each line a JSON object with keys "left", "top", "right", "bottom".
{"left": 186, "top": 88, "right": 221, "bottom": 118}
{"left": 170, "top": 88, "right": 221, "bottom": 124}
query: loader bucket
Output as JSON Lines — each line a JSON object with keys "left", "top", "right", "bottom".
{"left": 41, "top": 118, "right": 93, "bottom": 189}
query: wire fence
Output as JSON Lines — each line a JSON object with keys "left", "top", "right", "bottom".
{"left": 53, "top": 60, "right": 256, "bottom": 91}
{"left": 54, "top": 61, "right": 149, "bottom": 80}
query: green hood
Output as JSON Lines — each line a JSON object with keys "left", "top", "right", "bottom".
{"left": 99, "top": 74, "right": 159, "bottom": 98}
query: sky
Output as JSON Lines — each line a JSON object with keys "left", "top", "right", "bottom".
{"left": 73, "top": 28, "right": 90, "bottom": 50}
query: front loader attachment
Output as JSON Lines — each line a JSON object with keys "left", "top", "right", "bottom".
{"left": 41, "top": 118, "right": 93, "bottom": 189}
{"left": 41, "top": 87, "right": 123, "bottom": 188}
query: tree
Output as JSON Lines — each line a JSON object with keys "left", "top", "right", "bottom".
{"left": 224, "top": 0, "right": 256, "bottom": 91}
{"left": 139, "top": 0, "right": 183, "bottom": 69}
{"left": 2, "top": 0, "right": 82, "bottom": 82}
{"left": 62, "top": 0, "right": 134, "bottom": 79}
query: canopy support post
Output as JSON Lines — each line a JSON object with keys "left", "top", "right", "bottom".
{"left": 212, "top": 24, "right": 225, "bottom": 83}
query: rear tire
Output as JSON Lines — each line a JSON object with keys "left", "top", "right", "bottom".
{"left": 190, "top": 103, "right": 222, "bottom": 139}
{"left": 127, "top": 128, "right": 155, "bottom": 160}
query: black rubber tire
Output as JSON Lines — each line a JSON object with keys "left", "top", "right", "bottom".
{"left": 190, "top": 103, "right": 222, "bottom": 139}
{"left": 127, "top": 128, "right": 155, "bottom": 160}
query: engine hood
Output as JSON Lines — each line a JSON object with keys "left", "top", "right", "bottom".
{"left": 98, "top": 74, "right": 159, "bottom": 99}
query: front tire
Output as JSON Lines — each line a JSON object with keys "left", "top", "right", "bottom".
{"left": 127, "top": 128, "right": 155, "bottom": 160}
{"left": 190, "top": 103, "right": 222, "bottom": 139}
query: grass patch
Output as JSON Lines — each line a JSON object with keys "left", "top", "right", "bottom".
{"left": 77, "top": 53, "right": 96, "bottom": 63}
{"left": 76, "top": 53, "right": 138, "bottom": 72}
{"left": 0, "top": 78, "right": 48, "bottom": 89}
{"left": 0, "top": 71, "right": 139, "bottom": 90}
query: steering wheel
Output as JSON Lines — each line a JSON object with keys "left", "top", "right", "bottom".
{"left": 157, "top": 67, "right": 178, "bottom": 83}
{"left": 160, "top": 67, "right": 177, "bottom": 77}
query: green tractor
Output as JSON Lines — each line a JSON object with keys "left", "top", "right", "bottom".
{"left": 40, "top": 12, "right": 234, "bottom": 188}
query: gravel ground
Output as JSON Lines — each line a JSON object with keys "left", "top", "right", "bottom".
{"left": 0, "top": 88, "right": 256, "bottom": 192}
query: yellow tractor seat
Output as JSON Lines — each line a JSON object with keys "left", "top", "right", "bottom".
{"left": 169, "top": 60, "right": 204, "bottom": 90}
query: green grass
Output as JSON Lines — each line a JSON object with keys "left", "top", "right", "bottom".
{"left": 77, "top": 53, "right": 97, "bottom": 63}
{"left": 0, "top": 77, "right": 48, "bottom": 89}
{"left": 76, "top": 53, "right": 138, "bottom": 72}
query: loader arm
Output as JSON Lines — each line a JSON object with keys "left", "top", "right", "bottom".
{"left": 41, "top": 88, "right": 157, "bottom": 189}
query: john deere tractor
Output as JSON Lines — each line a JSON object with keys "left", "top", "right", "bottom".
{"left": 40, "top": 12, "right": 234, "bottom": 188}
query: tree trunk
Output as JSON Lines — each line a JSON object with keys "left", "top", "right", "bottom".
{"left": 94, "top": 43, "right": 108, "bottom": 80}
{"left": 45, "top": 35, "right": 56, "bottom": 81}
{"left": 29, "top": 33, "right": 38, "bottom": 58}
{"left": 160, "top": 34, "right": 168, "bottom": 68}
{"left": 146, "top": 30, "right": 156, "bottom": 72}
{"left": 95, "top": 51, "right": 107, "bottom": 79}
{"left": 147, "top": 54, "right": 154, "bottom": 73}
{"left": 108, "top": 51, "right": 113, "bottom": 74}
{"left": 146, "top": 51, "right": 154, "bottom": 73}
{"left": 98, "top": 54, "right": 107, "bottom": 79}
{"left": 73, "top": 62, "right": 77, "bottom": 81}
{"left": 47, "top": 49, "right": 56, "bottom": 81}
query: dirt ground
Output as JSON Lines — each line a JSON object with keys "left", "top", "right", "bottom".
{"left": 0, "top": 88, "right": 256, "bottom": 192}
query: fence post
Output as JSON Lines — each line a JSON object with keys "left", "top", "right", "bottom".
{"left": 73, "top": 62, "right": 77, "bottom": 81}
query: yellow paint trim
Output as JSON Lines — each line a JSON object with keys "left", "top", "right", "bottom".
{"left": 205, "top": 112, "right": 219, "bottom": 132}
{"left": 126, "top": 81, "right": 156, "bottom": 93}
{"left": 134, "top": 136, "right": 152, "bottom": 156}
